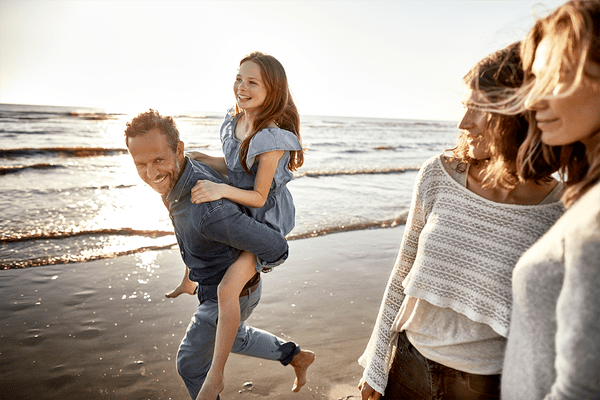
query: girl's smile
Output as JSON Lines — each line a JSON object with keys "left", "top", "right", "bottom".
{"left": 234, "top": 61, "right": 268, "bottom": 115}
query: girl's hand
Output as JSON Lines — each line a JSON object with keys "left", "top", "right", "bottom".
{"left": 190, "top": 180, "right": 226, "bottom": 204}
{"left": 358, "top": 378, "right": 381, "bottom": 400}
{"left": 187, "top": 152, "right": 228, "bottom": 178}
{"left": 187, "top": 151, "right": 207, "bottom": 162}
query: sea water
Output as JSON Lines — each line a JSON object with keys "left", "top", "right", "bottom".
{"left": 0, "top": 103, "right": 457, "bottom": 269}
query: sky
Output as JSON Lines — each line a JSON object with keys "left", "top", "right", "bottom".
{"left": 0, "top": 0, "right": 567, "bottom": 121}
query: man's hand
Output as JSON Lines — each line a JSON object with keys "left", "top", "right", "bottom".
{"left": 358, "top": 378, "right": 382, "bottom": 400}
{"left": 190, "top": 180, "right": 226, "bottom": 204}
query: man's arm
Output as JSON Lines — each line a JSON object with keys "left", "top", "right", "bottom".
{"left": 200, "top": 200, "right": 288, "bottom": 267}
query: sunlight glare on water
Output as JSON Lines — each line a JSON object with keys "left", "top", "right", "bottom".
{"left": 1, "top": 104, "right": 457, "bottom": 268}
{"left": 122, "top": 251, "right": 162, "bottom": 302}
{"left": 88, "top": 184, "right": 172, "bottom": 233}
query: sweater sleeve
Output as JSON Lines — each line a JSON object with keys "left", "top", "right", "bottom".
{"left": 358, "top": 156, "right": 434, "bottom": 396}
{"left": 547, "top": 210, "right": 600, "bottom": 400}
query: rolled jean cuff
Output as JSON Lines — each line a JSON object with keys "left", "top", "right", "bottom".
{"left": 256, "top": 250, "right": 288, "bottom": 273}
{"left": 279, "top": 342, "right": 301, "bottom": 366}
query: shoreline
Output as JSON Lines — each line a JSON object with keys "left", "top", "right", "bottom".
{"left": 1, "top": 218, "right": 409, "bottom": 270}
{"left": 0, "top": 226, "right": 404, "bottom": 399}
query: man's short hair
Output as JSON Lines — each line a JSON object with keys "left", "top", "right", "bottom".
{"left": 124, "top": 109, "right": 180, "bottom": 153}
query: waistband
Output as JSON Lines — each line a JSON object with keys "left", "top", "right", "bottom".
{"left": 240, "top": 272, "right": 260, "bottom": 297}
{"left": 397, "top": 331, "right": 501, "bottom": 379}
{"left": 197, "top": 272, "right": 261, "bottom": 303}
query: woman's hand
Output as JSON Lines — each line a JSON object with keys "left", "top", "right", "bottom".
{"left": 358, "top": 378, "right": 381, "bottom": 400}
{"left": 190, "top": 180, "right": 226, "bottom": 204}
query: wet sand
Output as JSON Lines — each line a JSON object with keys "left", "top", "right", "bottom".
{"left": 0, "top": 226, "right": 404, "bottom": 400}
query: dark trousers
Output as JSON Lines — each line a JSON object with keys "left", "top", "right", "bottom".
{"left": 382, "top": 332, "right": 500, "bottom": 400}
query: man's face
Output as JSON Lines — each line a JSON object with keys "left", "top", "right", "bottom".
{"left": 127, "top": 127, "right": 184, "bottom": 196}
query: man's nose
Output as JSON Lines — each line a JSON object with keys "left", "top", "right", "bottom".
{"left": 146, "top": 163, "right": 160, "bottom": 180}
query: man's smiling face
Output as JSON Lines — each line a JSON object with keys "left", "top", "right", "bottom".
{"left": 127, "top": 127, "right": 185, "bottom": 196}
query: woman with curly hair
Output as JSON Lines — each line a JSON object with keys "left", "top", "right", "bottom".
{"left": 358, "top": 42, "right": 564, "bottom": 400}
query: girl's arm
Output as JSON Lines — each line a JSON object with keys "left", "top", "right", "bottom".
{"left": 190, "top": 150, "right": 284, "bottom": 208}
{"left": 187, "top": 151, "right": 228, "bottom": 177}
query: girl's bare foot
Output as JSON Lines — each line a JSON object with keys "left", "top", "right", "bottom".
{"left": 165, "top": 280, "right": 197, "bottom": 298}
{"left": 197, "top": 370, "right": 224, "bottom": 400}
{"left": 290, "top": 350, "right": 315, "bottom": 392}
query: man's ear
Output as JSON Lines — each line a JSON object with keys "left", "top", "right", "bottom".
{"left": 176, "top": 141, "right": 185, "bottom": 161}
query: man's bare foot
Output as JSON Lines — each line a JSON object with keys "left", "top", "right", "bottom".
{"left": 289, "top": 350, "right": 315, "bottom": 393}
{"left": 165, "top": 280, "right": 197, "bottom": 298}
{"left": 196, "top": 370, "right": 224, "bottom": 400}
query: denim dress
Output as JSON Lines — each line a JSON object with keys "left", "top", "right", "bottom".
{"left": 220, "top": 111, "right": 302, "bottom": 236}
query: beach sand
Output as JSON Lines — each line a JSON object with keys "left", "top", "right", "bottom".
{"left": 0, "top": 226, "right": 404, "bottom": 400}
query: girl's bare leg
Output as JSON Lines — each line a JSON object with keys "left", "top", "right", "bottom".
{"left": 165, "top": 265, "right": 197, "bottom": 298}
{"left": 197, "top": 251, "right": 257, "bottom": 400}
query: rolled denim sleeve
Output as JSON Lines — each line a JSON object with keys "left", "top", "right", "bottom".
{"left": 200, "top": 200, "right": 288, "bottom": 267}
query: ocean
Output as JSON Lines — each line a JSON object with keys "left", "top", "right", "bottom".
{"left": 0, "top": 103, "right": 457, "bottom": 270}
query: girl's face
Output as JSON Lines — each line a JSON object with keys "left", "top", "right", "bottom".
{"left": 233, "top": 61, "right": 268, "bottom": 114}
{"left": 527, "top": 37, "right": 600, "bottom": 148}
{"left": 458, "top": 88, "right": 493, "bottom": 160}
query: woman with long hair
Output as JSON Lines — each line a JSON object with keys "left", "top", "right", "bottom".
{"left": 501, "top": 1, "right": 600, "bottom": 398}
{"left": 358, "top": 42, "right": 564, "bottom": 399}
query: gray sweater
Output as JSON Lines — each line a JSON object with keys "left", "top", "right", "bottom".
{"left": 502, "top": 182, "right": 600, "bottom": 399}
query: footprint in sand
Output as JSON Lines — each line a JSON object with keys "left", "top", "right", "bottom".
{"left": 113, "top": 361, "right": 148, "bottom": 389}
{"left": 21, "top": 328, "right": 47, "bottom": 346}
{"left": 42, "top": 364, "right": 84, "bottom": 390}
{"left": 63, "top": 289, "right": 96, "bottom": 307}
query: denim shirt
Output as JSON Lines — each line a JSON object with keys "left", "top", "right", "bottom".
{"left": 165, "top": 157, "right": 288, "bottom": 286}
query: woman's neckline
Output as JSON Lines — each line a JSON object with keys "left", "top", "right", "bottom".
{"left": 439, "top": 155, "right": 561, "bottom": 207}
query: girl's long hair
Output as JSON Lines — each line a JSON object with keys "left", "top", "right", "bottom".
{"left": 232, "top": 52, "right": 304, "bottom": 174}
{"left": 515, "top": 0, "right": 600, "bottom": 206}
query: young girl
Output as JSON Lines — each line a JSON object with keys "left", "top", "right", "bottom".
{"left": 500, "top": 1, "right": 600, "bottom": 398}
{"left": 184, "top": 52, "right": 311, "bottom": 400}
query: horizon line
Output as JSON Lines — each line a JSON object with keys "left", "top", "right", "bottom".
{"left": 0, "top": 102, "right": 457, "bottom": 124}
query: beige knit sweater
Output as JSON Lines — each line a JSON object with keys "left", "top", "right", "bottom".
{"left": 359, "top": 155, "right": 564, "bottom": 395}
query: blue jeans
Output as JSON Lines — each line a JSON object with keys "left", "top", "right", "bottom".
{"left": 382, "top": 332, "right": 500, "bottom": 400}
{"left": 176, "top": 280, "right": 300, "bottom": 399}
